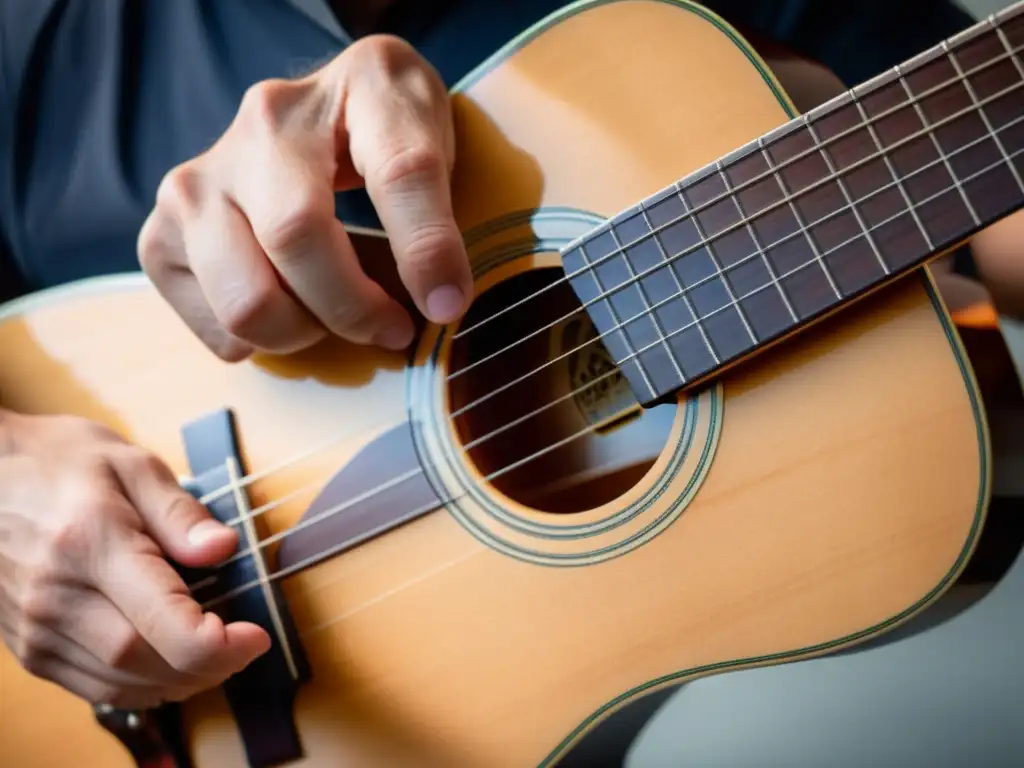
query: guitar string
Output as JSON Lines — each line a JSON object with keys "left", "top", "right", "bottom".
{"left": 187, "top": 53, "right": 1024, "bottom": 608}
{"left": 196, "top": 403, "right": 631, "bottom": 608}
{"left": 189, "top": 136, "right": 1024, "bottom": 605}
{"left": 187, "top": 363, "right": 625, "bottom": 589}
{"left": 449, "top": 110, "right": 1024, "bottom": 419}
{"left": 446, "top": 58, "right": 1024, "bottom": 386}
{"left": 214, "top": 100, "right": 1024, "bottom": 563}
{"left": 191, "top": 72, "right": 1024, "bottom": 555}
{"left": 192, "top": 66, "right": 1024, "bottom": 522}
{"left": 193, "top": 39, "right": 1021, "bottom": 510}
{"left": 448, "top": 16, "right": 1022, "bottom": 344}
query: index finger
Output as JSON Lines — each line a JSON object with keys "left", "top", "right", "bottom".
{"left": 345, "top": 59, "right": 474, "bottom": 326}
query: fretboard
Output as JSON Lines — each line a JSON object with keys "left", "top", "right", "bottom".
{"left": 562, "top": 4, "right": 1024, "bottom": 408}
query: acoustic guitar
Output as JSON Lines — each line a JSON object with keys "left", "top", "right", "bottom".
{"left": 2, "top": 1, "right": 1023, "bottom": 765}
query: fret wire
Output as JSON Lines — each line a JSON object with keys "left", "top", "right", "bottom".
{"left": 995, "top": 17, "right": 1024, "bottom": 80}
{"left": 854, "top": 75, "right": 935, "bottom": 251}
{"left": 450, "top": 40, "right": 1024, "bottom": 347}
{"left": 756, "top": 136, "right": 843, "bottom": 299}
{"left": 896, "top": 60, "right": 982, "bottom": 227}
{"left": 994, "top": 18, "right": 1024, "bottom": 204}
{"left": 591, "top": 126, "right": 1024, "bottom": 375}
{"left": 597, "top": 75, "right": 1023, "bottom": 314}
{"left": 674, "top": 181, "right": 759, "bottom": 347}
{"left": 953, "top": 32, "right": 1024, "bottom": 195}
{"left": 578, "top": 242, "right": 658, "bottom": 399}
{"left": 189, "top": 131, "right": 1024, "bottom": 617}
{"left": 638, "top": 206, "right": 721, "bottom": 365}
{"left": 471, "top": 86, "right": 1024, "bottom": 395}
{"left": 607, "top": 224, "right": 688, "bottom": 381}
{"left": 608, "top": 121, "right": 1023, "bottom": 368}
{"left": 803, "top": 112, "right": 891, "bottom": 274}
{"left": 491, "top": 126, "right": 1024, "bottom": 416}
{"left": 714, "top": 159, "right": 799, "bottom": 322}
{"left": 569, "top": 107, "right": 1024, "bottom": 387}
{"left": 616, "top": 143, "right": 1024, "bottom": 374}
{"left": 563, "top": 42, "right": 1023, "bottom": 290}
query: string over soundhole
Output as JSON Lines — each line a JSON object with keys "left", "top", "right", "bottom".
{"left": 445, "top": 266, "right": 675, "bottom": 514}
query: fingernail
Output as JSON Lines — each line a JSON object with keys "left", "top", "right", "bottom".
{"left": 426, "top": 285, "right": 465, "bottom": 324}
{"left": 374, "top": 322, "right": 414, "bottom": 351}
{"left": 189, "top": 520, "right": 226, "bottom": 546}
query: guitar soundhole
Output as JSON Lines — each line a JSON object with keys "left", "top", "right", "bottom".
{"left": 447, "top": 267, "right": 675, "bottom": 514}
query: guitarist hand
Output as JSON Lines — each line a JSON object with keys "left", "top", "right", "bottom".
{"left": 0, "top": 410, "right": 271, "bottom": 709}
{"left": 137, "top": 34, "right": 473, "bottom": 362}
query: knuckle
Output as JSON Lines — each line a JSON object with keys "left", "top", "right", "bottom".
{"left": 16, "top": 625, "right": 49, "bottom": 675}
{"left": 156, "top": 163, "right": 205, "bottom": 217}
{"left": 160, "top": 494, "right": 204, "bottom": 534}
{"left": 48, "top": 502, "right": 97, "bottom": 564}
{"left": 325, "top": 301, "right": 378, "bottom": 343}
{"left": 122, "top": 447, "right": 171, "bottom": 483}
{"left": 375, "top": 144, "right": 447, "bottom": 191}
{"left": 98, "top": 625, "right": 141, "bottom": 671}
{"left": 253, "top": 194, "right": 331, "bottom": 256}
{"left": 218, "top": 281, "right": 281, "bottom": 340}
{"left": 401, "top": 224, "right": 463, "bottom": 275}
{"left": 238, "top": 78, "right": 295, "bottom": 133}
{"left": 207, "top": 334, "right": 257, "bottom": 364}
{"left": 349, "top": 34, "right": 427, "bottom": 83}
{"left": 354, "top": 33, "right": 411, "bottom": 61}
{"left": 48, "top": 481, "right": 117, "bottom": 571}
{"left": 19, "top": 578, "right": 59, "bottom": 627}
{"left": 157, "top": 602, "right": 217, "bottom": 675}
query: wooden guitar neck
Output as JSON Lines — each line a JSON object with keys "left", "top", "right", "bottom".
{"left": 563, "top": 3, "right": 1024, "bottom": 407}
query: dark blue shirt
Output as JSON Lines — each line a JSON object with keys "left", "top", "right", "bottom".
{"left": 0, "top": 0, "right": 975, "bottom": 301}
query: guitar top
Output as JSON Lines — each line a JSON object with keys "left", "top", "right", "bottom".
{"left": 2, "top": 1, "right": 1020, "bottom": 765}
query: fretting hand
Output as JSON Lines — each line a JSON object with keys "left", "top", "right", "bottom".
{"left": 0, "top": 410, "right": 270, "bottom": 710}
{"left": 137, "top": 34, "right": 474, "bottom": 361}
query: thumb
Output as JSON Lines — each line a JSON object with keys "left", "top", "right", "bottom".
{"left": 115, "top": 453, "right": 238, "bottom": 567}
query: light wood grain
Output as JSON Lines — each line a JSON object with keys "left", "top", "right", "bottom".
{"left": 0, "top": 1, "right": 988, "bottom": 766}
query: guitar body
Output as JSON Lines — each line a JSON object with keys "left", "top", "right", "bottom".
{"left": 0, "top": 2, "right": 990, "bottom": 766}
